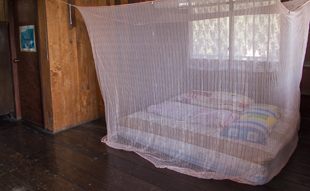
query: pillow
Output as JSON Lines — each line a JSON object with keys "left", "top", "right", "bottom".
{"left": 173, "top": 90, "right": 254, "bottom": 112}
{"left": 246, "top": 104, "right": 280, "bottom": 118}
{"left": 239, "top": 114, "right": 277, "bottom": 132}
{"left": 220, "top": 124, "right": 267, "bottom": 145}
{"left": 220, "top": 104, "right": 280, "bottom": 145}
{"left": 147, "top": 101, "right": 209, "bottom": 121}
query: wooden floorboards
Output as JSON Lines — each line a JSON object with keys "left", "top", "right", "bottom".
{"left": 0, "top": 118, "right": 310, "bottom": 191}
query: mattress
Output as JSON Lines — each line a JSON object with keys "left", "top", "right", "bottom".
{"left": 105, "top": 92, "right": 299, "bottom": 185}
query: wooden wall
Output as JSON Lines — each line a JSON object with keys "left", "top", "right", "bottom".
{"left": 39, "top": 0, "right": 126, "bottom": 132}
{"left": 0, "top": 0, "right": 7, "bottom": 21}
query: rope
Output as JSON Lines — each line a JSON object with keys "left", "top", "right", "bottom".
{"left": 58, "top": 0, "right": 77, "bottom": 8}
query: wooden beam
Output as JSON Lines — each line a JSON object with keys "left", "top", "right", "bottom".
{"left": 37, "top": 0, "right": 53, "bottom": 130}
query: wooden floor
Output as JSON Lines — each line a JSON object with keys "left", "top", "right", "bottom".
{"left": 0, "top": 118, "right": 310, "bottom": 191}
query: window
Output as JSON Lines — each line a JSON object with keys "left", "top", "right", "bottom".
{"left": 190, "top": 0, "right": 280, "bottom": 63}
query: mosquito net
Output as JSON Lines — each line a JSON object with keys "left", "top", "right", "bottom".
{"left": 76, "top": 0, "right": 310, "bottom": 185}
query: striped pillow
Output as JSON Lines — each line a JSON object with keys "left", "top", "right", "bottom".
{"left": 220, "top": 104, "right": 280, "bottom": 144}
{"left": 246, "top": 104, "right": 280, "bottom": 118}
{"left": 220, "top": 124, "right": 267, "bottom": 144}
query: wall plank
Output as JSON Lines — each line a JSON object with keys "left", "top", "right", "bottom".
{"left": 43, "top": 0, "right": 109, "bottom": 132}
{"left": 0, "top": 0, "right": 7, "bottom": 22}
{"left": 37, "top": 0, "right": 53, "bottom": 129}
{"left": 50, "top": 0, "right": 81, "bottom": 131}
{"left": 74, "top": 0, "right": 107, "bottom": 124}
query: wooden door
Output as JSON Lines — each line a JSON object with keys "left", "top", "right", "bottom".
{"left": 0, "top": 22, "right": 14, "bottom": 116}
{"left": 12, "top": 0, "right": 43, "bottom": 126}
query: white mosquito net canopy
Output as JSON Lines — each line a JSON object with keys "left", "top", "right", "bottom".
{"left": 77, "top": 0, "right": 310, "bottom": 185}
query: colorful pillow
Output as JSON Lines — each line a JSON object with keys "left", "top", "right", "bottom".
{"left": 173, "top": 90, "right": 254, "bottom": 112}
{"left": 246, "top": 104, "right": 280, "bottom": 118}
{"left": 220, "top": 104, "right": 280, "bottom": 145}
{"left": 220, "top": 124, "right": 267, "bottom": 144}
{"left": 239, "top": 115, "right": 277, "bottom": 132}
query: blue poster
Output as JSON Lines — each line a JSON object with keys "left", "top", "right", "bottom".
{"left": 19, "top": 25, "right": 36, "bottom": 52}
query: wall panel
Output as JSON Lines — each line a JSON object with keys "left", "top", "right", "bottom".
{"left": 43, "top": 0, "right": 110, "bottom": 132}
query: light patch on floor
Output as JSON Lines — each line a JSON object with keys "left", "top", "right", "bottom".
{"left": 12, "top": 187, "right": 27, "bottom": 191}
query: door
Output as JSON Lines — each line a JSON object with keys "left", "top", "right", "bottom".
{"left": 12, "top": 0, "right": 43, "bottom": 126}
{"left": 0, "top": 22, "right": 14, "bottom": 116}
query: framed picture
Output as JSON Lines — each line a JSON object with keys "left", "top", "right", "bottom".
{"left": 19, "top": 25, "right": 36, "bottom": 52}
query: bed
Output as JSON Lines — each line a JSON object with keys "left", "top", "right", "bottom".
{"left": 107, "top": 90, "right": 298, "bottom": 184}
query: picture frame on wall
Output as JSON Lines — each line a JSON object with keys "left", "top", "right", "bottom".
{"left": 19, "top": 25, "right": 36, "bottom": 52}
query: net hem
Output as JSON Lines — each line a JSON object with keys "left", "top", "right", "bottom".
{"left": 101, "top": 133, "right": 298, "bottom": 185}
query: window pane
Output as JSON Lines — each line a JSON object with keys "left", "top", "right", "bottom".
{"left": 233, "top": 14, "right": 280, "bottom": 61}
{"left": 234, "top": 15, "right": 254, "bottom": 60}
{"left": 191, "top": 17, "right": 229, "bottom": 59}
